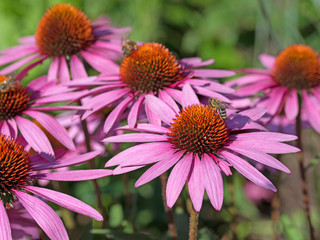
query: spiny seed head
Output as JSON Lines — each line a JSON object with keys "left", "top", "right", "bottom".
{"left": 0, "top": 75, "right": 29, "bottom": 121}
{"left": 35, "top": 3, "right": 94, "bottom": 57}
{"left": 0, "top": 135, "right": 31, "bottom": 205}
{"left": 271, "top": 44, "right": 320, "bottom": 89}
{"left": 120, "top": 42, "right": 187, "bottom": 94}
{"left": 168, "top": 104, "right": 229, "bottom": 156}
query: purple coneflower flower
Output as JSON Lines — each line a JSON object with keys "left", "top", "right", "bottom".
{"left": 103, "top": 84, "right": 299, "bottom": 212}
{"left": 0, "top": 3, "right": 130, "bottom": 82}
{"left": 227, "top": 44, "right": 320, "bottom": 133}
{"left": 0, "top": 74, "right": 86, "bottom": 160}
{"left": 68, "top": 42, "right": 235, "bottom": 134}
{"left": 0, "top": 134, "right": 112, "bottom": 240}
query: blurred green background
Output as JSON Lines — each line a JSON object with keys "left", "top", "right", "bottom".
{"left": 1, "top": 0, "right": 320, "bottom": 239}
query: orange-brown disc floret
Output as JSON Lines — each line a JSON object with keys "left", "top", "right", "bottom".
{"left": 168, "top": 104, "right": 229, "bottom": 156}
{"left": 271, "top": 44, "right": 320, "bottom": 89}
{"left": 0, "top": 76, "right": 29, "bottom": 121}
{"left": 0, "top": 135, "right": 31, "bottom": 203}
{"left": 120, "top": 43, "right": 187, "bottom": 94}
{"left": 35, "top": 3, "right": 94, "bottom": 57}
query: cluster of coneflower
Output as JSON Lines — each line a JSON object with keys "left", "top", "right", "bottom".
{"left": 0, "top": 3, "right": 318, "bottom": 240}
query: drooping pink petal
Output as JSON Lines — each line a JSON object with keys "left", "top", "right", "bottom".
{"left": 135, "top": 151, "right": 184, "bottom": 187}
{"left": 70, "top": 55, "right": 88, "bottom": 79}
{"left": 159, "top": 90, "right": 180, "bottom": 114}
{"left": 302, "top": 90, "right": 320, "bottom": 133}
{"left": 128, "top": 94, "right": 145, "bottom": 128}
{"left": 7, "top": 119, "right": 18, "bottom": 139}
{"left": 0, "top": 202, "right": 11, "bottom": 240}
{"left": 166, "top": 153, "right": 193, "bottom": 208}
{"left": 220, "top": 151, "right": 276, "bottom": 191}
{"left": 226, "top": 74, "right": 272, "bottom": 87}
{"left": 16, "top": 56, "right": 47, "bottom": 81}
{"left": 113, "top": 165, "right": 145, "bottom": 175}
{"left": 145, "top": 102, "right": 161, "bottom": 126}
{"left": 105, "top": 142, "right": 172, "bottom": 167}
{"left": 48, "top": 57, "right": 60, "bottom": 82}
{"left": 58, "top": 56, "right": 70, "bottom": 83}
{"left": 104, "top": 95, "right": 135, "bottom": 134}
{"left": 0, "top": 53, "right": 41, "bottom": 75}
{"left": 192, "top": 86, "right": 231, "bottom": 103}
{"left": 188, "top": 79, "right": 235, "bottom": 94}
{"left": 33, "top": 169, "right": 112, "bottom": 181}
{"left": 182, "top": 83, "right": 199, "bottom": 108}
{"left": 226, "top": 114, "right": 267, "bottom": 131}
{"left": 202, "top": 154, "right": 223, "bottom": 210}
{"left": 0, "top": 121, "right": 13, "bottom": 138}
{"left": 103, "top": 133, "right": 167, "bottom": 143}
{"left": 284, "top": 89, "right": 298, "bottom": 120}
{"left": 179, "top": 57, "right": 214, "bottom": 68}
{"left": 15, "top": 116, "right": 54, "bottom": 161}
{"left": 193, "top": 69, "right": 235, "bottom": 78}
{"left": 225, "top": 146, "right": 290, "bottom": 173}
{"left": 236, "top": 107, "right": 267, "bottom": 121}
{"left": 116, "top": 123, "right": 169, "bottom": 134}
{"left": 188, "top": 155, "right": 204, "bottom": 212}
{"left": 235, "top": 80, "right": 277, "bottom": 97}
{"left": 0, "top": 45, "right": 38, "bottom": 65}
{"left": 164, "top": 88, "right": 182, "bottom": 104}
{"left": 24, "top": 110, "right": 75, "bottom": 151}
{"left": 13, "top": 190, "right": 69, "bottom": 240}
{"left": 259, "top": 54, "right": 276, "bottom": 69}
{"left": 229, "top": 132, "right": 297, "bottom": 142}
{"left": 264, "top": 86, "right": 288, "bottom": 115}
{"left": 24, "top": 186, "right": 103, "bottom": 221}
{"left": 80, "top": 50, "right": 119, "bottom": 74}
{"left": 145, "top": 95, "right": 176, "bottom": 125}
{"left": 32, "top": 106, "right": 90, "bottom": 111}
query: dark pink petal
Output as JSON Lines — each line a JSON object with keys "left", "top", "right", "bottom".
{"left": 166, "top": 153, "right": 193, "bottom": 208}
{"left": 32, "top": 106, "right": 90, "bottom": 111}
{"left": 15, "top": 116, "right": 54, "bottom": 161}
{"left": 225, "top": 146, "right": 290, "bottom": 173}
{"left": 164, "top": 88, "right": 182, "bottom": 104}
{"left": 159, "top": 90, "right": 180, "bottom": 114}
{"left": 193, "top": 69, "right": 235, "bottom": 78}
{"left": 259, "top": 54, "right": 275, "bottom": 69}
{"left": 13, "top": 190, "right": 69, "bottom": 240}
{"left": 0, "top": 53, "right": 40, "bottom": 75}
{"left": 145, "top": 103, "right": 161, "bottom": 126}
{"left": 193, "top": 86, "right": 231, "bottom": 103}
{"left": 103, "top": 133, "right": 167, "bottom": 143}
{"left": 202, "top": 154, "right": 223, "bottom": 210}
{"left": 230, "top": 132, "right": 297, "bottom": 142}
{"left": 182, "top": 83, "right": 199, "bottom": 108}
{"left": 26, "top": 75, "right": 48, "bottom": 92}
{"left": 16, "top": 56, "right": 47, "bottom": 81}
{"left": 226, "top": 114, "right": 267, "bottom": 131}
{"left": 25, "top": 110, "right": 75, "bottom": 150}
{"left": 226, "top": 139, "right": 300, "bottom": 154}
{"left": 7, "top": 119, "right": 18, "bottom": 139}
{"left": 0, "top": 45, "right": 37, "bottom": 65}
{"left": 264, "top": 86, "right": 288, "bottom": 115}
{"left": 33, "top": 150, "right": 102, "bottom": 171}
{"left": 302, "top": 91, "right": 320, "bottom": 133}
{"left": 48, "top": 57, "right": 59, "bottom": 82}
{"left": 188, "top": 155, "right": 204, "bottom": 212}
{"left": 70, "top": 55, "right": 88, "bottom": 79}
{"left": 285, "top": 89, "right": 298, "bottom": 120}
{"left": 188, "top": 79, "right": 234, "bottom": 94}
{"left": 80, "top": 50, "right": 119, "bottom": 74}
{"left": 128, "top": 94, "right": 145, "bottom": 128}
{"left": 220, "top": 151, "right": 276, "bottom": 191}
{"left": 235, "top": 80, "right": 277, "bottom": 96}
{"left": 33, "top": 169, "right": 112, "bottom": 181}
{"left": 105, "top": 142, "right": 172, "bottom": 167}
{"left": 104, "top": 95, "right": 135, "bottom": 134}
{"left": 135, "top": 151, "right": 183, "bottom": 187}
{"left": 236, "top": 107, "right": 267, "bottom": 121}
{"left": 0, "top": 121, "right": 13, "bottom": 138}
{"left": 226, "top": 74, "right": 272, "bottom": 87}
{"left": 58, "top": 56, "right": 70, "bottom": 83}
{"left": 145, "top": 95, "right": 176, "bottom": 125}
{"left": 0, "top": 202, "right": 11, "bottom": 240}
{"left": 24, "top": 186, "right": 103, "bottom": 221}
{"left": 116, "top": 123, "right": 169, "bottom": 134}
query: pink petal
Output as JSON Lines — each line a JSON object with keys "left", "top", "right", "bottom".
{"left": 226, "top": 74, "right": 272, "bottom": 87}
{"left": 145, "top": 102, "right": 161, "bottom": 126}
{"left": 230, "top": 132, "right": 297, "bottom": 142}
{"left": 103, "top": 95, "right": 135, "bottom": 134}
{"left": 193, "top": 69, "right": 235, "bottom": 78}
{"left": 259, "top": 54, "right": 276, "bottom": 69}
{"left": 24, "top": 110, "right": 75, "bottom": 150}
{"left": 145, "top": 95, "right": 176, "bottom": 125}
{"left": 192, "top": 86, "right": 231, "bottom": 103}
{"left": 187, "top": 155, "right": 204, "bottom": 212}
{"left": 116, "top": 123, "right": 169, "bottom": 134}
{"left": 285, "top": 89, "right": 298, "bottom": 120}
{"left": 15, "top": 56, "right": 46, "bottom": 81}
{"left": 70, "top": 55, "right": 88, "bottom": 79}
{"left": 302, "top": 91, "right": 320, "bottom": 133}
{"left": 13, "top": 190, "right": 69, "bottom": 240}
{"left": 164, "top": 88, "right": 183, "bottom": 104}
{"left": 15, "top": 116, "right": 54, "bottom": 161}
{"left": 166, "top": 153, "right": 193, "bottom": 208}
{"left": 0, "top": 53, "right": 40, "bottom": 75}
{"left": 225, "top": 146, "right": 290, "bottom": 173}
{"left": 113, "top": 165, "right": 144, "bottom": 175}
{"left": 235, "top": 80, "right": 277, "bottom": 96}
{"left": 182, "top": 83, "right": 199, "bottom": 108}
{"left": 226, "top": 114, "right": 267, "bottom": 131}
{"left": 188, "top": 79, "right": 235, "bottom": 94}
{"left": 24, "top": 186, "right": 103, "bottom": 221}
{"left": 236, "top": 107, "right": 267, "bottom": 121}
{"left": 0, "top": 121, "right": 13, "bottom": 138}
{"left": 105, "top": 142, "right": 172, "bottom": 167}
{"left": 159, "top": 90, "right": 180, "bottom": 114}
{"left": 0, "top": 45, "right": 38, "bottom": 65}
{"left": 103, "top": 133, "right": 167, "bottom": 143}
{"left": 18, "top": 35, "right": 36, "bottom": 44}
{"left": 220, "top": 151, "right": 276, "bottom": 191}
{"left": 128, "top": 94, "right": 145, "bottom": 128}
{"left": 80, "top": 50, "right": 119, "bottom": 74}
{"left": 58, "top": 56, "right": 70, "bottom": 83}
{"left": 135, "top": 151, "right": 184, "bottom": 187}
{"left": 264, "top": 86, "right": 288, "bottom": 115}
{"left": 33, "top": 169, "right": 112, "bottom": 181}
{"left": 202, "top": 154, "right": 223, "bottom": 210}
{"left": 48, "top": 57, "right": 59, "bottom": 82}
{"left": 0, "top": 202, "right": 11, "bottom": 240}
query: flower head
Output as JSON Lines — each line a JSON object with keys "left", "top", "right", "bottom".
{"left": 103, "top": 85, "right": 299, "bottom": 211}
{"left": 68, "top": 41, "right": 235, "bottom": 134}
{"left": 0, "top": 3, "right": 130, "bottom": 82}
{"left": 228, "top": 44, "right": 320, "bottom": 133}
{"left": 0, "top": 134, "right": 111, "bottom": 240}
